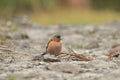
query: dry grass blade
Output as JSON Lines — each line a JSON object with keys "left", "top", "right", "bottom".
{"left": 59, "top": 47, "right": 92, "bottom": 61}
{"left": 107, "top": 46, "right": 120, "bottom": 61}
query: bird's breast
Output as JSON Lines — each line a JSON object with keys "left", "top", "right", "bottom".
{"left": 47, "top": 41, "right": 62, "bottom": 55}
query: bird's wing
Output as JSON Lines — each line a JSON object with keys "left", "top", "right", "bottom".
{"left": 46, "top": 39, "right": 53, "bottom": 52}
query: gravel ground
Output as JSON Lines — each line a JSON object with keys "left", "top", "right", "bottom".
{"left": 0, "top": 17, "right": 120, "bottom": 80}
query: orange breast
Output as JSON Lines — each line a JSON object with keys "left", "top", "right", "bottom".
{"left": 47, "top": 41, "right": 62, "bottom": 56}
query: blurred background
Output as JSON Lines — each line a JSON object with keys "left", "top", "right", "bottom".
{"left": 0, "top": 0, "right": 120, "bottom": 25}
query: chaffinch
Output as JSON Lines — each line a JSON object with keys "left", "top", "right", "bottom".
{"left": 44, "top": 35, "right": 62, "bottom": 56}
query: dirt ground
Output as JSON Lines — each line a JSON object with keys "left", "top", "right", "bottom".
{"left": 0, "top": 17, "right": 120, "bottom": 80}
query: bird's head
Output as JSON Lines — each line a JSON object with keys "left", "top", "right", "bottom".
{"left": 53, "top": 35, "right": 62, "bottom": 42}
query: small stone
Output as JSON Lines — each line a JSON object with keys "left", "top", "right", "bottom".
{"left": 47, "top": 63, "right": 80, "bottom": 74}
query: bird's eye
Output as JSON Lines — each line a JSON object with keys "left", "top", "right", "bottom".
{"left": 116, "top": 50, "right": 119, "bottom": 53}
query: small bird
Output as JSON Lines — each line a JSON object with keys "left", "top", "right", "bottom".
{"left": 43, "top": 35, "right": 62, "bottom": 56}
{"left": 33, "top": 35, "right": 62, "bottom": 61}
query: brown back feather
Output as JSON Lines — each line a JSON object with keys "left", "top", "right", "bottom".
{"left": 46, "top": 39, "right": 53, "bottom": 53}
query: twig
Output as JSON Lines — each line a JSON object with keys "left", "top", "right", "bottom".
{"left": 60, "top": 47, "right": 92, "bottom": 61}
